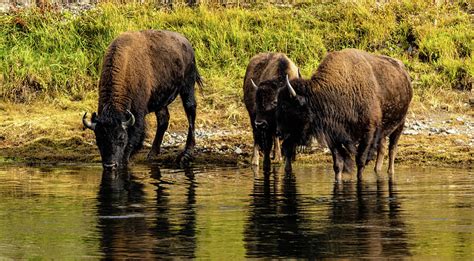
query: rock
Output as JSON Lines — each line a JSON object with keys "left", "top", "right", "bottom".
{"left": 453, "top": 139, "right": 465, "bottom": 146}
{"left": 403, "top": 130, "right": 419, "bottom": 135}
{"left": 446, "top": 129, "right": 458, "bottom": 135}
{"left": 234, "top": 147, "right": 243, "bottom": 155}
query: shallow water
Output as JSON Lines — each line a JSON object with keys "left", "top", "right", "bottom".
{"left": 0, "top": 164, "right": 472, "bottom": 259}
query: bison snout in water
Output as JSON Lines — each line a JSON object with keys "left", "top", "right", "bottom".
{"left": 243, "top": 52, "right": 300, "bottom": 171}
{"left": 276, "top": 49, "right": 413, "bottom": 181}
{"left": 83, "top": 30, "right": 202, "bottom": 170}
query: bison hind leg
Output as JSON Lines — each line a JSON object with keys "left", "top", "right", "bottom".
{"left": 176, "top": 79, "right": 197, "bottom": 167}
{"left": 388, "top": 121, "right": 405, "bottom": 176}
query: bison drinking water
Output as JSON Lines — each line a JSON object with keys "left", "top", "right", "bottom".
{"left": 83, "top": 30, "right": 202, "bottom": 170}
{"left": 276, "top": 49, "right": 412, "bottom": 180}
{"left": 243, "top": 52, "right": 300, "bottom": 171}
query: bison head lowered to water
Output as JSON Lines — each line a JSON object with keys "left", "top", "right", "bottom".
{"left": 276, "top": 49, "right": 412, "bottom": 181}
{"left": 83, "top": 30, "right": 202, "bottom": 170}
{"left": 243, "top": 53, "right": 300, "bottom": 171}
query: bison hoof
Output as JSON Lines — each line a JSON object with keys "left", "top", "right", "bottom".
{"left": 176, "top": 151, "right": 194, "bottom": 168}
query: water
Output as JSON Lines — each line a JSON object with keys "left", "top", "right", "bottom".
{"left": 0, "top": 164, "right": 472, "bottom": 259}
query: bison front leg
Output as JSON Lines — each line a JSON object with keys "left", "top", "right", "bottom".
{"left": 262, "top": 134, "right": 274, "bottom": 172}
{"left": 330, "top": 146, "right": 345, "bottom": 182}
{"left": 147, "top": 107, "right": 170, "bottom": 160}
{"left": 272, "top": 136, "right": 282, "bottom": 163}
{"left": 177, "top": 87, "right": 197, "bottom": 167}
{"left": 282, "top": 139, "right": 295, "bottom": 173}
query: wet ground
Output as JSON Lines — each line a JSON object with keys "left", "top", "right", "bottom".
{"left": 0, "top": 164, "right": 472, "bottom": 259}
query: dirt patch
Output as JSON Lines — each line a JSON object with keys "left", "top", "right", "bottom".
{"left": 0, "top": 101, "right": 472, "bottom": 169}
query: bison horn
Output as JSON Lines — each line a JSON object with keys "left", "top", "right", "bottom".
{"left": 82, "top": 112, "right": 96, "bottom": 131}
{"left": 122, "top": 110, "right": 136, "bottom": 128}
{"left": 297, "top": 68, "right": 301, "bottom": 78}
{"left": 286, "top": 74, "right": 297, "bottom": 98}
{"left": 250, "top": 79, "right": 258, "bottom": 90}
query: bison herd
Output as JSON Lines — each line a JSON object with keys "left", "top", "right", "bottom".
{"left": 83, "top": 30, "right": 413, "bottom": 181}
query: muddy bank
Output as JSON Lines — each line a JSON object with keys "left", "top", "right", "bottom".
{"left": 1, "top": 113, "right": 472, "bottom": 169}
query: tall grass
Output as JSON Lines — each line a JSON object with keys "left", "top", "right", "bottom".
{"left": 0, "top": 1, "right": 472, "bottom": 107}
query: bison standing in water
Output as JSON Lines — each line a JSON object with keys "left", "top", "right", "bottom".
{"left": 243, "top": 53, "right": 300, "bottom": 171}
{"left": 276, "top": 49, "right": 412, "bottom": 180}
{"left": 83, "top": 30, "right": 202, "bottom": 169}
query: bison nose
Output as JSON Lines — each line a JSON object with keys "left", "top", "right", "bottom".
{"left": 103, "top": 162, "right": 117, "bottom": 170}
{"left": 255, "top": 120, "right": 268, "bottom": 130}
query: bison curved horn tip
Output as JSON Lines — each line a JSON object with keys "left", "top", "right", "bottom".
{"left": 286, "top": 74, "right": 297, "bottom": 98}
{"left": 250, "top": 79, "right": 258, "bottom": 90}
{"left": 82, "top": 112, "right": 96, "bottom": 130}
{"left": 123, "top": 110, "right": 136, "bottom": 127}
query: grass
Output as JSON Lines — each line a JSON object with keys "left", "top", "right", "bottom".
{"left": 0, "top": 1, "right": 472, "bottom": 166}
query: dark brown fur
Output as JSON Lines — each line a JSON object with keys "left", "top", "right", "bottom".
{"left": 243, "top": 52, "right": 299, "bottom": 171}
{"left": 276, "top": 49, "right": 412, "bottom": 179}
{"left": 86, "top": 30, "right": 202, "bottom": 169}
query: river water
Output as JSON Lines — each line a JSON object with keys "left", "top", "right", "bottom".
{"left": 0, "top": 164, "right": 472, "bottom": 259}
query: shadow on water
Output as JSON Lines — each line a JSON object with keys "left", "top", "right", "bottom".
{"left": 245, "top": 170, "right": 410, "bottom": 259}
{"left": 96, "top": 166, "right": 196, "bottom": 259}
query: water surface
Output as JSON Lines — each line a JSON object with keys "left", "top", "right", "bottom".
{"left": 0, "top": 164, "right": 472, "bottom": 259}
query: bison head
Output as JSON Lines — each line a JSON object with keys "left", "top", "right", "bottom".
{"left": 83, "top": 110, "right": 135, "bottom": 170}
{"left": 275, "top": 75, "right": 313, "bottom": 160}
{"left": 252, "top": 78, "right": 284, "bottom": 150}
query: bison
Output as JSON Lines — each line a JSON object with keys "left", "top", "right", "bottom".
{"left": 276, "top": 49, "right": 412, "bottom": 180}
{"left": 83, "top": 30, "right": 202, "bottom": 170}
{"left": 243, "top": 52, "right": 300, "bottom": 171}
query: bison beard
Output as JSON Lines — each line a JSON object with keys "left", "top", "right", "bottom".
{"left": 83, "top": 30, "right": 202, "bottom": 170}
{"left": 276, "top": 49, "right": 412, "bottom": 181}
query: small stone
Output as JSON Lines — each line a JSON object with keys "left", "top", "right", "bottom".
{"left": 403, "top": 130, "right": 419, "bottom": 135}
{"left": 446, "top": 129, "right": 458, "bottom": 135}
{"left": 234, "top": 147, "right": 243, "bottom": 154}
{"left": 453, "top": 139, "right": 465, "bottom": 146}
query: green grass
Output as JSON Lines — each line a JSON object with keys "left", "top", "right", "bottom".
{"left": 0, "top": 0, "right": 472, "bottom": 111}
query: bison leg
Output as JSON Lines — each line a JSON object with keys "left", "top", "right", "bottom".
{"left": 262, "top": 134, "right": 274, "bottom": 172}
{"left": 282, "top": 139, "right": 295, "bottom": 173}
{"left": 366, "top": 127, "right": 383, "bottom": 166}
{"left": 251, "top": 143, "right": 260, "bottom": 167}
{"left": 124, "top": 116, "right": 145, "bottom": 164}
{"left": 374, "top": 136, "right": 386, "bottom": 174}
{"left": 147, "top": 107, "right": 170, "bottom": 160}
{"left": 272, "top": 136, "right": 282, "bottom": 163}
{"left": 356, "top": 130, "right": 375, "bottom": 180}
{"left": 176, "top": 85, "right": 197, "bottom": 167}
{"left": 331, "top": 149, "right": 344, "bottom": 182}
{"left": 388, "top": 122, "right": 404, "bottom": 176}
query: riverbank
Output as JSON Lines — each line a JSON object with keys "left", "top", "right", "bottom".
{"left": 1, "top": 99, "right": 472, "bottom": 169}
{"left": 1, "top": 2, "right": 472, "bottom": 169}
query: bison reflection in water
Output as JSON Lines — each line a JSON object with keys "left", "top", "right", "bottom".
{"left": 243, "top": 53, "right": 300, "bottom": 171}
{"left": 276, "top": 49, "right": 413, "bottom": 180}
{"left": 83, "top": 30, "right": 203, "bottom": 170}
{"left": 97, "top": 167, "right": 197, "bottom": 259}
{"left": 244, "top": 171, "right": 409, "bottom": 258}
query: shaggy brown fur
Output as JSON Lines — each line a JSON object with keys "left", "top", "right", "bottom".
{"left": 276, "top": 49, "right": 412, "bottom": 180}
{"left": 84, "top": 30, "right": 202, "bottom": 169}
{"left": 243, "top": 52, "right": 299, "bottom": 171}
